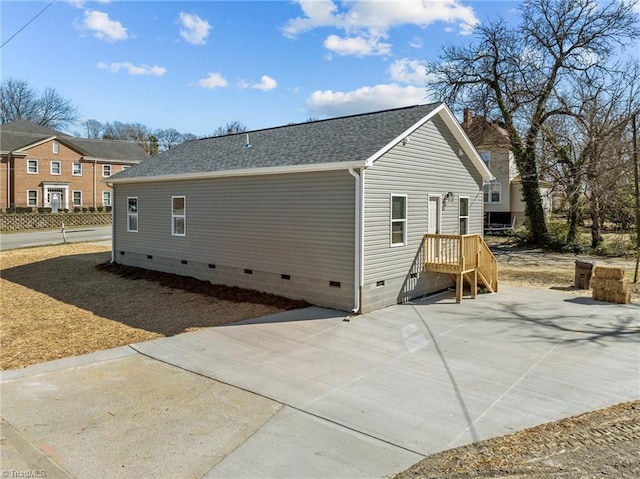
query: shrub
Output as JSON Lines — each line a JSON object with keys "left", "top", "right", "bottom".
{"left": 88, "top": 207, "right": 96, "bottom": 213}
{"left": 105, "top": 206, "right": 112, "bottom": 213}
{"left": 6, "top": 207, "right": 16, "bottom": 214}
{"left": 97, "top": 206, "right": 104, "bottom": 212}
{"left": 62, "top": 208, "right": 69, "bottom": 213}
{"left": 73, "top": 207, "right": 81, "bottom": 213}
{"left": 82, "top": 207, "right": 88, "bottom": 213}
{"left": 44, "top": 207, "right": 52, "bottom": 214}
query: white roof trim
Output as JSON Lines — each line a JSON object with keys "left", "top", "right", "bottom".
{"left": 81, "top": 156, "right": 143, "bottom": 164}
{"left": 108, "top": 160, "right": 365, "bottom": 184}
{"left": 364, "top": 102, "right": 494, "bottom": 182}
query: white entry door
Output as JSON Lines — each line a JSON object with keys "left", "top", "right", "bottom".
{"left": 427, "top": 195, "right": 441, "bottom": 234}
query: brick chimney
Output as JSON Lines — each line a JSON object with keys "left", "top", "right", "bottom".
{"left": 463, "top": 108, "right": 473, "bottom": 127}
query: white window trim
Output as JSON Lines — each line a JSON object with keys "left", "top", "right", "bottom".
{"left": 52, "top": 141, "right": 59, "bottom": 154}
{"left": 459, "top": 196, "right": 470, "bottom": 235}
{"left": 390, "top": 194, "right": 408, "bottom": 247}
{"left": 127, "top": 197, "right": 138, "bottom": 233}
{"left": 102, "top": 164, "right": 112, "bottom": 177}
{"left": 72, "top": 190, "right": 82, "bottom": 207}
{"left": 27, "top": 159, "right": 38, "bottom": 174}
{"left": 102, "top": 191, "right": 111, "bottom": 207}
{"left": 51, "top": 161, "right": 61, "bottom": 175}
{"left": 484, "top": 180, "right": 502, "bottom": 204}
{"left": 171, "top": 196, "right": 186, "bottom": 237}
{"left": 27, "top": 190, "right": 38, "bottom": 207}
{"left": 72, "top": 162, "right": 83, "bottom": 176}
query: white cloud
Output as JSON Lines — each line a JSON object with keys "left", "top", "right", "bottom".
{"left": 409, "top": 36, "right": 423, "bottom": 49}
{"left": 306, "top": 83, "right": 429, "bottom": 118}
{"left": 98, "top": 62, "right": 166, "bottom": 76}
{"left": 77, "top": 10, "right": 128, "bottom": 42}
{"left": 179, "top": 12, "right": 212, "bottom": 45}
{"left": 324, "top": 34, "right": 391, "bottom": 56}
{"left": 283, "top": 0, "right": 479, "bottom": 56}
{"left": 197, "top": 72, "right": 228, "bottom": 89}
{"left": 240, "top": 75, "right": 277, "bottom": 91}
{"left": 388, "top": 58, "right": 426, "bottom": 85}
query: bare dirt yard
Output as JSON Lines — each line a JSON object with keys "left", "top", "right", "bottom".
{"left": 2, "top": 239, "right": 638, "bottom": 478}
{"left": 0, "top": 243, "right": 307, "bottom": 370}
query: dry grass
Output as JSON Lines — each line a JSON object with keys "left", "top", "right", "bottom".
{"left": 0, "top": 244, "right": 307, "bottom": 371}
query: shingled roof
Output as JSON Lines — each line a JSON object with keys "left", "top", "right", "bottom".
{"left": 110, "top": 103, "right": 448, "bottom": 182}
{"left": 0, "top": 120, "right": 148, "bottom": 162}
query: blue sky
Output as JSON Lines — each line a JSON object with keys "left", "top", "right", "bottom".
{"left": 1, "top": 1, "right": 556, "bottom": 136}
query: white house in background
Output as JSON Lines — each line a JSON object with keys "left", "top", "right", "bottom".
{"left": 461, "top": 109, "right": 552, "bottom": 230}
{"left": 107, "top": 103, "right": 493, "bottom": 313}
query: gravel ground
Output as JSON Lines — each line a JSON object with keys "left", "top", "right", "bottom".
{"left": 395, "top": 400, "right": 640, "bottom": 479}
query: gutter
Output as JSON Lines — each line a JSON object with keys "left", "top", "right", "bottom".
{"left": 348, "top": 163, "right": 365, "bottom": 314}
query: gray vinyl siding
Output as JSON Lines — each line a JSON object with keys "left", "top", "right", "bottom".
{"left": 113, "top": 170, "right": 355, "bottom": 310}
{"left": 361, "top": 115, "right": 484, "bottom": 309}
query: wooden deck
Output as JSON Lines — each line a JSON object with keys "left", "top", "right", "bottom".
{"left": 424, "top": 234, "right": 498, "bottom": 303}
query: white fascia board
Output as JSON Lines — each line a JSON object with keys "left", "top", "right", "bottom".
{"left": 13, "top": 135, "right": 58, "bottom": 151}
{"left": 108, "top": 160, "right": 365, "bottom": 184}
{"left": 438, "top": 104, "right": 495, "bottom": 182}
{"left": 82, "top": 156, "right": 142, "bottom": 164}
{"left": 363, "top": 102, "right": 495, "bottom": 183}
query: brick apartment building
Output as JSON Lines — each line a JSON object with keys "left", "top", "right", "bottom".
{"left": 0, "top": 120, "right": 148, "bottom": 211}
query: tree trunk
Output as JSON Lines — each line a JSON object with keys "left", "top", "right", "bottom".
{"left": 514, "top": 147, "right": 549, "bottom": 245}
{"left": 590, "top": 195, "right": 603, "bottom": 248}
{"left": 566, "top": 188, "right": 581, "bottom": 245}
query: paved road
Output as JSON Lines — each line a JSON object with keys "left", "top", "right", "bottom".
{"left": 0, "top": 226, "right": 111, "bottom": 251}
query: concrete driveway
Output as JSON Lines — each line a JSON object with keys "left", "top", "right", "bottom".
{"left": 1, "top": 285, "right": 638, "bottom": 478}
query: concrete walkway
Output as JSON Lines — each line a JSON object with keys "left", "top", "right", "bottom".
{"left": 1, "top": 286, "right": 638, "bottom": 478}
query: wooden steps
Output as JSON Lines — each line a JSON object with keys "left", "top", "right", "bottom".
{"left": 425, "top": 233, "right": 498, "bottom": 303}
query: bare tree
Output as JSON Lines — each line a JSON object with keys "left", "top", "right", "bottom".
{"left": 155, "top": 128, "right": 185, "bottom": 151}
{"left": 541, "top": 62, "right": 640, "bottom": 247}
{"left": 211, "top": 121, "right": 247, "bottom": 137}
{"left": 84, "top": 119, "right": 105, "bottom": 139}
{"left": 427, "top": 0, "right": 639, "bottom": 245}
{"left": 0, "top": 78, "right": 79, "bottom": 129}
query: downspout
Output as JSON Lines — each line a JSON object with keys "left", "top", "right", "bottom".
{"left": 93, "top": 159, "right": 97, "bottom": 208}
{"left": 7, "top": 152, "right": 11, "bottom": 208}
{"left": 348, "top": 164, "right": 363, "bottom": 314}
{"left": 106, "top": 180, "right": 115, "bottom": 263}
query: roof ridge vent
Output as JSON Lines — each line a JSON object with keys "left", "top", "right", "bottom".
{"left": 243, "top": 133, "right": 251, "bottom": 149}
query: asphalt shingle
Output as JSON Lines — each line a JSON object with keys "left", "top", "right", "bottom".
{"left": 111, "top": 103, "right": 442, "bottom": 180}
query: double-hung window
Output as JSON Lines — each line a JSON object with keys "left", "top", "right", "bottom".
{"left": 390, "top": 195, "right": 407, "bottom": 246}
{"left": 73, "top": 162, "right": 82, "bottom": 176}
{"left": 102, "top": 191, "right": 111, "bottom": 207}
{"left": 172, "top": 196, "right": 186, "bottom": 236}
{"left": 51, "top": 161, "right": 61, "bottom": 175}
{"left": 27, "top": 190, "right": 38, "bottom": 206}
{"left": 27, "top": 160, "right": 38, "bottom": 174}
{"left": 73, "top": 191, "right": 82, "bottom": 207}
{"left": 459, "top": 197, "right": 470, "bottom": 234}
{"left": 483, "top": 181, "right": 501, "bottom": 204}
{"left": 127, "top": 197, "right": 138, "bottom": 232}
{"left": 52, "top": 141, "right": 59, "bottom": 154}
{"left": 103, "top": 164, "right": 112, "bottom": 177}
